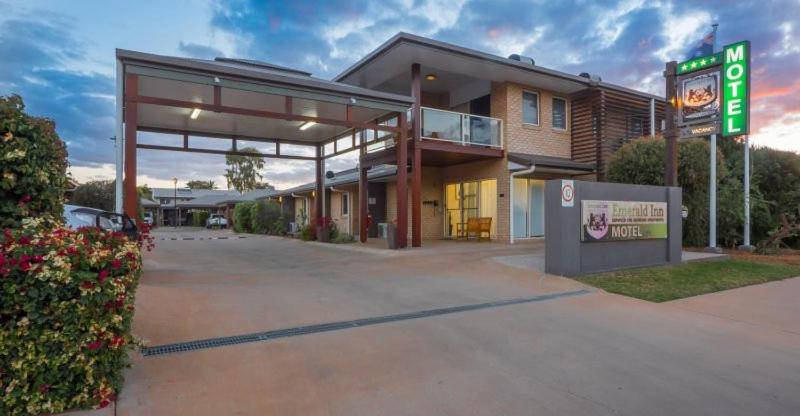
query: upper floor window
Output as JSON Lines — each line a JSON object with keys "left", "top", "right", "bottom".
{"left": 552, "top": 97, "right": 567, "bottom": 130}
{"left": 522, "top": 91, "right": 539, "bottom": 125}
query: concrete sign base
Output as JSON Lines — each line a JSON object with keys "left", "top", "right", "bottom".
{"left": 545, "top": 180, "right": 682, "bottom": 276}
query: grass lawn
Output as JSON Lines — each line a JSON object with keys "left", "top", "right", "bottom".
{"left": 579, "top": 259, "right": 800, "bottom": 303}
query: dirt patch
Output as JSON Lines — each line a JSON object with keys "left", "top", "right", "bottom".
{"left": 686, "top": 247, "right": 800, "bottom": 266}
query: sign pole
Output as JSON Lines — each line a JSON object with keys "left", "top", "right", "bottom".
{"left": 739, "top": 135, "right": 755, "bottom": 251}
{"left": 706, "top": 134, "right": 721, "bottom": 252}
{"left": 663, "top": 61, "right": 678, "bottom": 187}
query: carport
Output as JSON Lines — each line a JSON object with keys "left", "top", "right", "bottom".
{"left": 114, "top": 50, "right": 414, "bottom": 246}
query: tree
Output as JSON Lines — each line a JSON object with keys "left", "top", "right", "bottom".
{"left": 225, "top": 147, "right": 265, "bottom": 194}
{"left": 71, "top": 180, "right": 146, "bottom": 217}
{"left": 71, "top": 180, "right": 115, "bottom": 211}
{"left": 254, "top": 181, "right": 274, "bottom": 190}
{"left": 186, "top": 180, "right": 217, "bottom": 189}
{"left": 606, "top": 136, "right": 769, "bottom": 248}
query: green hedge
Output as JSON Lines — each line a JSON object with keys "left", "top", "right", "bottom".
{"left": 191, "top": 211, "right": 210, "bottom": 227}
{"left": 607, "top": 137, "right": 769, "bottom": 247}
{"left": 232, "top": 201, "right": 256, "bottom": 233}
{"left": 1, "top": 95, "right": 68, "bottom": 228}
{"left": 0, "top": 218, "right": 143, "bottom": 414}
{"left": 250, "top": 200, "right": 288, "bottom": 235}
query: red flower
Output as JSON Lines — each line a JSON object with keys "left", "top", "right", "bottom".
{"left": 110, "top": 259, "right": 122, "bottom": 270}
{"left": 97, "top": 269, "right": 109, "bottom": 283}
{"left": 110, "top": 335, "right": 125, "bottom": 349}
{"left": 81, "top": 281, "right": 94, "bottom": 290}
{"left": 20, "top": 194, "right": 31, "bottom": 203}
{"left": 0, "top": 253, "right": 4, "bottom": 267}
{"left": 32, "top": 254, "right": 44, "bottom": 263}
{"left": 19, "top": 260, "right": 31, "bottom": 272}
{"left": 125, "top": 251, "right": 137, "bottom": 261}
{"left": 18, "top": 236, "right": 31, "bottom": 245}
{"left": 39, "top": 384, "right": 50, "bottom": 394}
{"left": 104, "top": 301, "right": 115, "bottom": 311}
{"left": 67, "top": 246, "right": 78, "bottom": 256}
{"left": 99, "top": 399, "right": 111, "bottom": 409}
{"left": 87, "top": 340, "right": 103, "bottom": 351}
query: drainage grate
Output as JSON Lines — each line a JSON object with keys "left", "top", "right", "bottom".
{"left": 141, "top": 289, "right": 592, "bottom": 357}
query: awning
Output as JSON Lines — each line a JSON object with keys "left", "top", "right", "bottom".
{"left": 508, "top": 152, "right": 595, "bottom": 175}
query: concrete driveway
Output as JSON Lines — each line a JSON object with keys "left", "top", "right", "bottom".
{"left": 112, "top": 230, "right": 800, "bottom": 415}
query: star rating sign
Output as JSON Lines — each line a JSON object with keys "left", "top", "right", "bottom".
{"left": 690, "top": 61, "right": 698, "bottom": 68}
{"left": 709, "top": 56, "right": 716, "bottom": 63}
{"left": 700, "top": 58, "right": 707, "bottom": 66}
{"left": 681, "top": 64, "right": 689, "bottom": 72}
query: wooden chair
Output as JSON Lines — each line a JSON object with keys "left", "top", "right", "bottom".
{"left": 466, "top": 217, "right": 492, "bottom": 241}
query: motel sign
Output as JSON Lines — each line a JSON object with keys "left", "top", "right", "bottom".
{"left": 722, "top": 41, "right": 750, "bottom": 136}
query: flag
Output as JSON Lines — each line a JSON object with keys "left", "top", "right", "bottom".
{"left": 684, "top": 25, "right": 718, "bottom": 60}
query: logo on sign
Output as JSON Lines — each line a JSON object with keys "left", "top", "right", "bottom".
{"left": 561, "top": 180, "right": 574, "bottom": 207}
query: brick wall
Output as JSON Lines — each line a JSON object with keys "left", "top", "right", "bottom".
{"left": 387, "top": 167, "right": 444, "bottom": 241}
{"left": 491, "top": 81, "right": 571, "bottom": 158}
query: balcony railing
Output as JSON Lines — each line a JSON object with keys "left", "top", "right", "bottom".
{"left": 421, "top": 107, "right": 503, "bottom": 148}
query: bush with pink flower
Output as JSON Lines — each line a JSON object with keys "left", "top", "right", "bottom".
{"left": 0, "top": 217, "right": 144, "bottom": 414}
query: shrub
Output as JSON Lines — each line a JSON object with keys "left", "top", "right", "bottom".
{"left": 232, "top": 201, "right": 256, "bottom": 233}
{"left": 0, "top": 95, "right": 68, "bottom": 228}
{"left": 250, "top": 200, "right": 283, "bottom": 234}
{"left": 606, "top": 137, "right": 769, "bottom": 247}
{"left": 331, "top": 232, "right": 355, "bottom": 244}
{"left": 191, "top": 211, "right": 210, "bottom": 227}
{"left": 299, "top": 222, "right": 316, "bottom": 241}
{"left": 0, "top": 217, "right": 144, "bottom": 414}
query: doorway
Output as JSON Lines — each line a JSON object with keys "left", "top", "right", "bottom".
{"left": 445, "top": 179, "right": 497, "bottom": 238}
{"left": 513, "top": 178, "right": 545, "bottom": 238}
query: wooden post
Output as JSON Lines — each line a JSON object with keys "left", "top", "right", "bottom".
{"left": 123, "top": 73, "right": 138, "bottom": 218}
{"left": 315, "top": 145, "right": 323, "bottom": 224}
{"left": 411, "top": 63, "right": 422, "bottom": 247}
{"left": 664, "top": 61, "right": 678, "bottom": 187}
{"left": 359, "top": 165, "right": 368, "bottom": 243}
{"left": 396, "top": 112, "right": 408, "bottom": 248}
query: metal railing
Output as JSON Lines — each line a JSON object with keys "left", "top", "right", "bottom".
{"left": 421, "top": 107, "right": 503, "bottom": 148}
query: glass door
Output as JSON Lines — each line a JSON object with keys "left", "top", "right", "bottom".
{"left": 445, "top": 181, "right": 480, "bottom": 238}
{"left": 529, "top": 180, "right": 545, "bottom": 236}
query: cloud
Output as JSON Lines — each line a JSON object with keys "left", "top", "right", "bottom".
{"left": 178, "top": 42, "right": 225, "bottom": 60}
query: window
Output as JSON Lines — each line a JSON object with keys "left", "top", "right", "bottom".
{"left": 341, "top": 193, "right": 349, "bottom": 215}
{"left": 522, "top": 91, "right": 539, "bottom": 125}
{"left": 552, "top": 97, "right": 567, "bottom": 130}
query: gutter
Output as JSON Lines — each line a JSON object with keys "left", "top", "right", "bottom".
{"left": 509, "top": 163, "right": 536, "bottom": 244}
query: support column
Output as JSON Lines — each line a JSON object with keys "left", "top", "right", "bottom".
{"left": 123, "top": 73, "right": 138, "bottom": 218}
{"left": 315, "top": 145, "right": 323, "bottom": 225}
{"left": 395, "top": 112, "right": 409, "bottom": 248}
{"left": 663, "top": 61, "right": 678, "bottom": 187}
{"left": 359, "top": 164, "right": 368, "bottom": 243}
{"left": 410, "top": 63, "right": 422, "bottom": 247}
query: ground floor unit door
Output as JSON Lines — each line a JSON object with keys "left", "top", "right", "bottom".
{"left": 444, "top": 179, "right": 497, "bottom": 238}
{"left": 513, "top": 178, "right": 545, "bottom": 238}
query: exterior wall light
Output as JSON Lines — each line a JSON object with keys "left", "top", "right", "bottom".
{"left": 425, "top": 74, "right": 437, "bottom": 81}
{"left": 190, "top": 108, "right": 201, "bottom": 119}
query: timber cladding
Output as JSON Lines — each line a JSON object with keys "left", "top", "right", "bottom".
{"left": 570, "top": 89, "right": 665, "bottom": 180}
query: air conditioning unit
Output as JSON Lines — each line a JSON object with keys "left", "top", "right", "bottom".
{"left": 378, "top": 223, "right": 388, "bottom": 239}
{"left": 289, "top": 222, "right": 299, "bottom": 233}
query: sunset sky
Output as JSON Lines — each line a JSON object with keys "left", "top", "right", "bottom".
{"left": 1, "top": 0, "right": 798, "bottom": 189}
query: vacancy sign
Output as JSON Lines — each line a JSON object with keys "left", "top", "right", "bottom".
{"left": 722, "top": 41, "right": 750, "bottom": 136}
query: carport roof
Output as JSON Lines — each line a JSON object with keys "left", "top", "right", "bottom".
{"left": 117, "top": 49, "right": 415, "bottom": 109}
{"left": 272, "top": 165, "right": 397, "bottom": 196}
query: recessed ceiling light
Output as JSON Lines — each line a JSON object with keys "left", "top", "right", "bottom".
{"left": 299, "top": 121, "right": 316, "bottom": 130}
{"left": 425, "top": 74, "right": 437, "bottom": 81}
{"left": 190, "top": 108, "right": 201, "bottom": 119}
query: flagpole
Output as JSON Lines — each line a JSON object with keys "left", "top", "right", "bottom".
{"left": 706, "top": 23, "right": 721, "bottom": 253}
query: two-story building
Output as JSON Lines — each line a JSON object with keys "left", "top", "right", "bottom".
{"left": 269, "top": 33, "right": 664, "bottom": 245}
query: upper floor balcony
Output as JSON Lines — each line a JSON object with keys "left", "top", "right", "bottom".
{"left": 421, "top": 107, "right": 503, "bottom": 149}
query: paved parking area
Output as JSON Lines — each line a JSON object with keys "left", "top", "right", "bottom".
{"left": 109, "top": 230, "right": 800, "bottom": 415}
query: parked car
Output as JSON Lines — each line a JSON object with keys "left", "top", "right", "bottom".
{"left": 206, "top": 214, "right": 228, "bottom": 228}
{"left": 63, "top": 204, "right": 140, "bottom": 240}
{"left": 143, "top": 212, "right": 154, "bottom": 226}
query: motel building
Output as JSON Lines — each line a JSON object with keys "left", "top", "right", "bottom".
{"left": 117, "top": 33, "right": 664, "bottom": 247}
